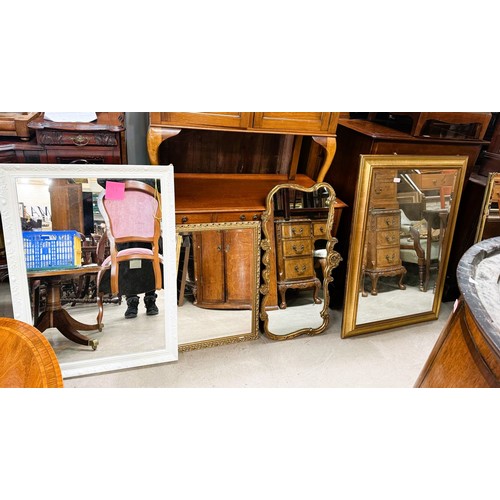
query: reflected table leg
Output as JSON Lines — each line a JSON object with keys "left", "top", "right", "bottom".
{"left": 33, "top": 276, "right": 99, "bottom": 350}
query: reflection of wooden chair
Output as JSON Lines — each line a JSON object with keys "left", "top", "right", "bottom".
{"left": 0, "top": 318, "right": 63, "bottom": 388}
{"left": 95, "top": 180, "right": 163, "bottom": 328}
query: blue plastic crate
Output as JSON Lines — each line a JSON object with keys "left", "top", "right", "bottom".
{"left": 23, "top": 230, "right": 82, "bottom": 271}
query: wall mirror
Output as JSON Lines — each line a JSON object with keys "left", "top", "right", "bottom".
{"left": 176, "top": 221, "right": 260, "bottom": 350}
{"left": 0, "top": 163, "right": 178, "bottom": 378}
{"left": 475, "top": 172, "right": 500, "bottom": 242}
{"left": 342, "top": 155, "right": 467, "bottom": 338}
{"left": 260, "top": 182, "right": 341, "bottom": 340}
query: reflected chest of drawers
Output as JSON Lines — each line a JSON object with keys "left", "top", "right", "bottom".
{"left": 274, "top": 217, "right": 322, "bottom": 309}
{"left": 363, "top": 208, "right": 407, "bottom": 296}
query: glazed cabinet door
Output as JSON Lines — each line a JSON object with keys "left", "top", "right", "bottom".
{"left": 155, "top": 112, "right": 252, "bottom": 129}
{"left": 252, "top": 112, "right": 339, "bottom": 134}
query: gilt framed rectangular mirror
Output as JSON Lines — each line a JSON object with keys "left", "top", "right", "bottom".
{"left": 0, "top": 163, "right": 178, "bottom": 378}
{"left": 475, "top": 172, "right": 500, "bottom": 243}
{"left": 341, "top": 155, "right": 467, "bottom": 338}
{"left": 176, "top": 221, "right": 260, "bottom": 350}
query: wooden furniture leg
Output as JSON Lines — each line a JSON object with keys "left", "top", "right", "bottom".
{"left": 312, "top": 136, "right": 337, "bottom": 182}
{"left": 178, "top": 235, "right": 191, "bottom": 306}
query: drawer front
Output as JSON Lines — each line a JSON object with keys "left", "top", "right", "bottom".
{"left": 214, "top": 212, "right": 261, "bottom": 223}
{"left": 157, "top": 112, "right": 252, "bottom": 129}
{"left": 418, "top": 173, "right": 456, "bottom": 189}
{"left": 280, "top": 223, "right": 311, "bottom": 239}
{"left": 312, "top": 221, "right": 327, "bottom": 238}
{"left": 176, "top": 213, "right": 213, "bottom": 224}
{"left": 375, "top": 214, "right": 400, "bottom": 230}
{"left": 252, "top": 112, "right": 336, "bottom": 134}
{"left": 375, "top": 247, "right": 401, "bottom": 268}
{"left": 376, "top": 229, "right": 399, "bottom": 247}
{"left": 283, "top": 257, "right": 315, "bottom": 280}
{"left": 282, "top": 239, "right": 313, "bottom": 257}
{"left": 37, "top": 130, "right": 118, "bottom": 147}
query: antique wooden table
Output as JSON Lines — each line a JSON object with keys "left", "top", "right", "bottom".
{"left": 27, "top": 266, "right": 102, "bottom": 350}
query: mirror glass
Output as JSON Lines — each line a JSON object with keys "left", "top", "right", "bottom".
{"left": 0, "top": 164, "right": 178, "bottom": 378}
{"left": 176, "top": 222, "right": 260, "bottom": 350}
{"left": 0, "top": 213, "right": 14, "bottom": 318}
{"left": 475, "top": 172, "right": 500, "bottom": 242}
{"left": 342, "top": 155, "right": 467, "bottom": 338}
{"left": 260, "top": 182, "right": 341, "bottom": 340}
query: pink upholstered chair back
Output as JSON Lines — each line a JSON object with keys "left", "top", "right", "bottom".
{"left": 103, "top": 190, "right": 159, "bottom": 240}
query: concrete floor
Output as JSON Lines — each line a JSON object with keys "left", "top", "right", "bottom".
{"left": 64, "top": 302, "right": 453, "bottom": 388}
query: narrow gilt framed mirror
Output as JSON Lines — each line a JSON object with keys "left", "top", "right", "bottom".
{"left": 341, "top": 155, "right": 467, "bottom": 338}
{"left": 176, "top": 221, "right": 260, "bottom": 350}
{"left": 260, "top": 182, "right": 341, "bottom": 340}
{"left": 475, "top": 172, "right": 500, "bottom": 243}
{"left": 0, "top": 163, "right": 178, "bottom": 378}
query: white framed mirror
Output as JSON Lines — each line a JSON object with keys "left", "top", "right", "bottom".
{"left": 0, "top": 163, "right": 178, "bottom": 378}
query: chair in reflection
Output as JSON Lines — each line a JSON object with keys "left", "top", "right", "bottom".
{"left": 0, "top": 317, "right": 63, "bottom": 388}
{"left": 399, "top": 208, "right": 447, "bottom": 292}
{"left": 95, "top": 180, "right": 163, "bottom": 328}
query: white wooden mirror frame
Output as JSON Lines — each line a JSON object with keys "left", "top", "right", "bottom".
{"left": 0, "top": 163, "right": 178, "bottom": 378}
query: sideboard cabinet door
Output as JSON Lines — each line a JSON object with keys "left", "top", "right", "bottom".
{"left": 252, "top": 112, "right": 339, "bottom": 134}
{"left": 156, "top": 112, "right": 252, "bottom": 129}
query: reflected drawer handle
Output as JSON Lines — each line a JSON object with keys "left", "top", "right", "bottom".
{"left": 292, "top": 244, "right": 305, "bottom": 254}
{"left": 291, "top": 227, "right": 304, "bottom": 235}
{"left": 252, "top": 214, "right": 259, "bottom": 220}
{"left": 385, "top": 253, "right": 396, "bottom": 264}
{"left": 318, "top": 226, "right": 325, "bottom": 233}
{"left": 374, "top": 187, "right": 382, "bottom": 194}
{"left": 73, "top": 134, "right": 89, "bottom": 146}
{"left": 294, "top": 264, "right": 307, "bottom": 275}
{"left": 385, "top": 235, "right": 396, "bottom": 244}
{"left": 181, "top": 217, "right": 188, "bottom": 223}
{"left": 385, "top": 218, "right": 395, "bottom": 226}
{"left": 240, "top": 214, "right": 246, "bottom": 221}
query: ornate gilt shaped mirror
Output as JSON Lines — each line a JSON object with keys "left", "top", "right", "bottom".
{"left": 260, "top": 182, "right": 341, "bottom": 340}
{"left": 176, "top": 221, "right": 260, "bottom": 350}
{"left": 475, "top": 172, "right": 500, "bottom": 242}
{"left": 342, "top": 155, "right": 467, "bottom": 338}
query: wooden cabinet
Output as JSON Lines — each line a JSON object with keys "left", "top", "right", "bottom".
{"left": 192, "top": 228, "right": 254, "bottom": 309}
{"left": 274, "top": 217, "right": 321, "bottom": 309}
{"left": 28, "top": 112, "right": 126, "bottom": 164}
{"left": 151, "top": 112, "right": 339, "bottom": 135}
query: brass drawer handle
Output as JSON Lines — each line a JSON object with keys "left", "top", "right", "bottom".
{"left": 291, "top": 227, "right": 304, "bottom": 235}
{"left": 385, "top": 218, "right": 395, "bottom": 226}
{"left": 181, "top": 216, "right": 188, "bottom": 223}
{"left": 292, "top": 244, "right": 305, "bottom": 254}
{"left": 385, "top": 235, "right": 396, "bottom": 244}
{"left": 240, "top": 214, "right": 246, "bottom": 221}
{"left": 374, "top": 187, "right": 382, "bottom": 194}
{"left": 73, "top": 134, "right": 89, "bottom": 146}
{"left": 385, "top": 253, "right": 396, "bottom": 264}
{"left": 294, "top": 264, "right": 307, "bottom": 275}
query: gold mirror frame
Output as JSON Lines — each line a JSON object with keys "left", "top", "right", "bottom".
{"left": 341, "top": 155, "right": 467, "bottom": 339}
{"left": 260, "top": 182, "right": 341, "bottom": 340}
{"left": 475, "top": 172, "right": 500, "bottom": 243}
{"left": 176, "top": 221, "right": 260, "bottom": 351}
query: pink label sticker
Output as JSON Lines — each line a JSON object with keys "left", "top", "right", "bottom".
{"left": 105, "top": 181, "right": 125, "bottom": 200}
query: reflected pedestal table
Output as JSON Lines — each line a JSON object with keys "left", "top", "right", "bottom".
{"left": 28, "top": 267, "right": 102, "bottom": 350}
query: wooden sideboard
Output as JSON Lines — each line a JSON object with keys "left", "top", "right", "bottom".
{"left": 147, "top": 112, "right": 340, "bottom": 182}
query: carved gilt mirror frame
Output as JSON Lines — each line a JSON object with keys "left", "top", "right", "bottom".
{"left": 475, "top": 172, "right": 500, "bottom": 243}
{"left": 260, "top": 182, "right": 341, "bottom": 340}
{"left": 341, "top": 155, "right": 467, "bottom": 338}
{"left": 0, "top": 163, "right": 178, "bottom": 378}
{"left": 176, "top": 221, "right": 260, "bottom": 351}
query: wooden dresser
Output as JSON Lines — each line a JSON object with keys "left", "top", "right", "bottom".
{"left": 326, "top": 118, "right": 489, "bottom": 305}
{"left": 274, "top": 217, "right": 323, "bottom": 309}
